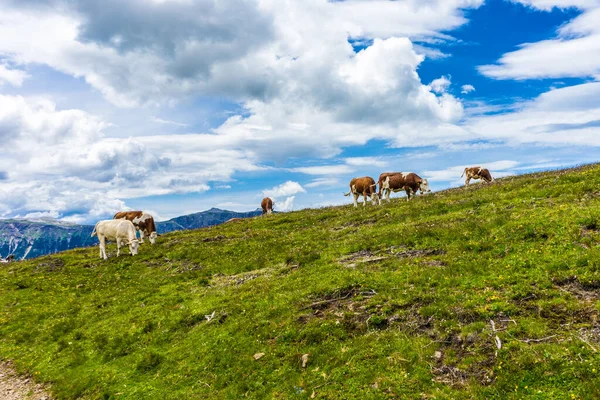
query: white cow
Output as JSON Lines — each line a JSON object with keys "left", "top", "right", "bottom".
{"left": 91, "top": 219, "right": 140, "bottom": 260}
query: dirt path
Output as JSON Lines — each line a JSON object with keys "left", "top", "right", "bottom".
{"left": 0, "top": 362, "right": 52, "bottom": 400}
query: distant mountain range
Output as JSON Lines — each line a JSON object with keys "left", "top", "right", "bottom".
{"left": 0, "top": 208, "right": 263, "bottom": 260}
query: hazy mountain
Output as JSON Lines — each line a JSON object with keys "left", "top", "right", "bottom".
{"left": 156, "top": 207, "right": 262, "bottom": 233}
{"left": 0, "top": 208, "right": 263, "bottom": 260}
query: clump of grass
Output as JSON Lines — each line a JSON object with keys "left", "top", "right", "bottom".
{"left": 1, "top": 163, "right": 600, "bottom": 398}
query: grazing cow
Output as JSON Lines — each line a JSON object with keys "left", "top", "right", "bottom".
{"left": 113, "top": 211, "right": 158, "bottom": 244}
{"left": 378, "top": 172, "right": 431, "bottom": 201}
{"left": 461, "top": 167, "right": 493, "bottom": 185}
{"left": 261, "top": 197, "right": 273, "bottom": 215}
{"left": 344, "top": 176, "right": 380, "bottom": 207}
{"left": 91, "top": 219, "right": 139, "bottom": 260}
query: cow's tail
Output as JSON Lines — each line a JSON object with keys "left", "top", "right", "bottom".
{"left": 460, "top": 168, "right": 466, "bottom": 178}
{"left": 91, "top": 223, "right": 98, "bottom": 237}
{"left": 343, "top": 191, "right": 351, "bottom": 196}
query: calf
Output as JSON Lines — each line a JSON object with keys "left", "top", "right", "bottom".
{"left": 378, "top": 172, "right": 431, "bottom": 201}
{"left": 113, "top": 211, "right": 158, "bottom": 244}
{"left": 344, "top": 176, "right": 380, "bottom": 207}
{"left": 92, "top": 219, "right": 139, "bottom": 260}
{"left": 461, "top": 167, "right": 493, "bottom": 185}
{"left": 261, "top": 197, "right": 273, "bottom": 215}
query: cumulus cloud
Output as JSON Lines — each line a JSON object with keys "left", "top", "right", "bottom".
{"left": 461, "top": 84, "right": 475, "bottom": 94}
{"left": 429, "top": 76, "right": 452, "bottom": 94}
{"left": 276, "top": 196, "right": 296, "bottom": 212}
{"left": 263, "top": 181, "right": 306, "bottom": 198}
{"left": 480, "top": 4, "right": 600, "bottom": 79}
{"left": 0, "top": 0, "right": 483, "bottom": 107}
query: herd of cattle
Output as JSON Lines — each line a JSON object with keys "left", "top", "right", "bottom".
{"left": 88, "top": 166, "right": 493, "bottom": 260}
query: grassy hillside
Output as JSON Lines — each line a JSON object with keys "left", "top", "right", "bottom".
{"left": 1, "top": 164, "right": 600, "bottom": 399}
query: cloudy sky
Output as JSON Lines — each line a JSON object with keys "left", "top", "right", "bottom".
{"left": 0, "top": 0, "right": 598, "bottom": 223}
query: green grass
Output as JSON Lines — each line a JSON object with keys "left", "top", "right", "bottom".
{"left": 2, "top": 164, "right": 600, "bottom": 399}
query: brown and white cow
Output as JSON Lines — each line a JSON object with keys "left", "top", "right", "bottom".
{"left": 378, "top": 172, "right": 431, "bottom": 202}
{"left": 461, "top": 167, "right": 493, "bottom": 185}
{"left": 344, "top": 176, "right": 380, "bottom": 207}
{"left": 261, "top": 197, "right": 274, "bottom": 215}
{"left": 113, "top": 211, "right": 158, "bottom": 244}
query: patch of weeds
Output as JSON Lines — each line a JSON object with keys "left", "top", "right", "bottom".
{"left": 35, "top": 258, "right": 65, "bottom": 272}
{"left": 136, "top": 351, "right": 164, "bottom": 373}
{"left": 211, "top": 267, "right": 274, "bottom": 287}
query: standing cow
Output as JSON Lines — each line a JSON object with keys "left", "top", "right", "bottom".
{"left": 461, "top": 167, "right": 493, "bottom": 185}
{"left": 91, "top": 219, "right": 139, "bottom": 260}
{"left": 261, "top": 197, "right": 274, "bottom": 215}
{"left": 378, "top": 172, "right": 431, "bottom": 201}
{"left": 344, "top": 176, "right": 380, "bottom": 207}
{"left": 113, "top": 211, "right": 158, "bottom": 244}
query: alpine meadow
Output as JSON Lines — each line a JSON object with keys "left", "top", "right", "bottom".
{"left": 1, "top": 164, "right": 600, "bottom": 399}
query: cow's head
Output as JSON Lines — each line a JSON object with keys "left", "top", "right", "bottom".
{"left": 419, "top": 179, "right": 431, "bottom": 194}
{"left": 149, "top": 231, "right": 158, "bottom": 245}
{"left": 129, "top": 239, "right": 140, "bottom": 255}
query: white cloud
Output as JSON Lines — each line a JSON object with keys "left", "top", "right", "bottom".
{"left": 479, "top": 5, "right": 600, "bottom": 79}
{"left": 150, "top": 117, "right": 190, "bottom": 127}
{"left": 0, "top": 63, "right": 29, "bottom": 87}
{"left": 291, "top": 165, "right": 354, "bottom": 176}
{"left": 263, "top": 181, "right": 306, "bottom": 198}
{"left": 344, "top": 157, "right": 388, "bottom": 167}
{"left": 276, "top": 196, "right": 296, "bottom": 212}
{"left": 464, "top": 82, "right": 600, "bottom": 147}
{"left": 509, "top": 0, "right": 598, "bottom": 10}
{"left": 304, "top": 178, "right": 339, "bottom": 188}
{"left": 429, "top": 76, "right": 452, "bottom": 94}
{"left": 461, "top": 84, "right": 475, "bottom": 94}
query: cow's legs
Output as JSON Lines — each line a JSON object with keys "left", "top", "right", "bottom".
{"left": 100, "top": 236, "right": 107, "bottom": 260}
{"left": 138, "top": 229, "right": 145, "bottom": 244}
{"left": 353, "top": 193, "right": 359, "bottom": 208}
{"left": 405, "top": 188, "right": 412, "bottom": 201}
{"left": 385, "top": 189, "right": 391, "bottom": 202}
{"left": 117, "top": 240, "right": 121, "bottom": 257}
{"left": 363, "top": 192, "right": 367, "bottom": 206}
{"left": 465, "top": 177, "right": 471, "bottom": 185}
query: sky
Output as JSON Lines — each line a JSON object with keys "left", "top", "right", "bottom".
{"left": 0, "top": 0, "right": 599, "bottom": 223}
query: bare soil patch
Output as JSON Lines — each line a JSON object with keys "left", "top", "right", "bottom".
{"left": 0, "top": 362, "right": 52, "bottom": 400}
{"left": 553, "top": 276, "right": 600, "bottom": 302}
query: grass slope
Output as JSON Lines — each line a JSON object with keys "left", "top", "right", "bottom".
{"left": 1, "top": 165, "right": 600, "bottom": 399}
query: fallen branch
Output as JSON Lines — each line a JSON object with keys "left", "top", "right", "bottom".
{"left": 518, "top": 335, "right": 557, "bottom": 344}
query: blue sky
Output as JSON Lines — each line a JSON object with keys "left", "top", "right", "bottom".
{"left": 0, "top": 0, "right": 599, "bottom": 223}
